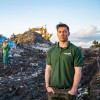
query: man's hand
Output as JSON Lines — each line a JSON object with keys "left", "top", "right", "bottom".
{"left": 46, "top": 87, "right": 55, "bottom": 94}
{"left": 68, "top": 67, "right": 82, "bottom": 95}
{"left": 68, "top": 88, "right": 77, "bottom": 95}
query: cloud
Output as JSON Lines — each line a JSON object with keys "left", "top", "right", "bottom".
{"left": 69, "top": 26, "right": 100, "bottom": 48}
{"left": 72, "top": 41, "right": 93, "bottom": 48}
{"left": 70, "top": 26, "right": 100, "bottom": 41}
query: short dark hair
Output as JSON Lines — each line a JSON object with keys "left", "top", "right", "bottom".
{"left": 56, "top": 23, "right": 69, "bottom": 32}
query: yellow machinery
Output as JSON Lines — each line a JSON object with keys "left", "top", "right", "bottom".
{"left": 10, "top": 33, "right": 22, "bottom": 42}
{"left": 10, "top": 26, "right": 53, "bottom": 42}
{"left": 29, "top": 26, "right": 53, "bottom": 40}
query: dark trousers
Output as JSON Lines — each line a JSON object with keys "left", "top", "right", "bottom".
{"left": 48, "top": 88, "right": 78, "bottom": 100}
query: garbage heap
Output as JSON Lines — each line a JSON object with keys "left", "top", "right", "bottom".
{"left": 77, "top": 48, "right": 100, "bottom": 100}
{"left": 0, "top": 46, "right": 47, "bottom": 100}
{"left": 0, "top": 29, "right": 54, "bottom": 100}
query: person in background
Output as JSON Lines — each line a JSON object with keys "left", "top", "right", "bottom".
{"left": 45, "top": 23, "right": 83, "bottom": 100}
{"left": 2, "top": 39, "right": 10, "bottom": 69}
{"left": 1, "top": 42, "right": 5, "bottom": 59}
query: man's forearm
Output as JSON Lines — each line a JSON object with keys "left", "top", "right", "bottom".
{"left": 45, "top": 65, "right": 51, "bottom": 87}
{"left": 71, "top": 67, "right": 82, "bottom": 92}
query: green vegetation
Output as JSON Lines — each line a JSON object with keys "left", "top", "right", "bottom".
{"left": 91, "top": 40, "right": 100, "bottom": 48}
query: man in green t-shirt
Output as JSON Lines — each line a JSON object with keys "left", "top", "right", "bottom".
{"left": 45, "top": 23, "right": 83, "bottom": 100}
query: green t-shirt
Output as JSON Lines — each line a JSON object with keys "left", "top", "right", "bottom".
{"left": 46, "top": 42, "right": 83, "bottom": 88}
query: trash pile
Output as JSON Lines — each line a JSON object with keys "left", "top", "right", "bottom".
{"left": 0, "top": 31, "right": 100, "bottom": 100}
{"left": 0, "top": 47, "right": 47, "bottom": 100}
{"left": 89, "top": 64, "right": 100, "bottom": 100}
{"left": 0, "top": 46, "right": 100, "bottom": 100}
{"left": 77, "top": 48, "right": 100, "bottom": 100}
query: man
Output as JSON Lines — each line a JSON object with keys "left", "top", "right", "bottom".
{"left": 2, "top": 39, "right": 10, "bottom": 69}
{"left": 1, "top": 41, "right": 6, "bottom": 59}
{"left": 45, "top": 23, "right": 83, "bottom": 100}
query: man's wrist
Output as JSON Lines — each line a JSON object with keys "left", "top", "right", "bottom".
{"left": 46, "top": 86, "right": 50, "bottom": 88}
{"left": 71, "top": 87, "right": 77, "bottom": 93}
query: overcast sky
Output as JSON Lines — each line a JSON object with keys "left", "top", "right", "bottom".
{"left": 0, "top": 0, "right": 100, "bottom": 48}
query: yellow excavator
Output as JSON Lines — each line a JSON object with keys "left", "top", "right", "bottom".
{"left": 10, "top": 26, "right": 53, "bottom": 41}
{"left": 29, "top": 26, "right": 53, "bottom": 40}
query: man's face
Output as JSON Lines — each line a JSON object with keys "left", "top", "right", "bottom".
{"left": 57, "top": 27, "right": 69, "bottom": 42}
{"left": 5, "top": 40, "right": 8, "bottom": 43}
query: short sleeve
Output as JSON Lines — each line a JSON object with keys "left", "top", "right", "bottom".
{"left": 46, "top": 50, "right": 51, "bottom": 65}
{"left": 74, "top": 47, "right": 83, "bottom": 67}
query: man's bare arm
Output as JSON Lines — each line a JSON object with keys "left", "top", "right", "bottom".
{"left": 68, "top": 67, "right": 82, "bottom": 95}
{"left": 45, "top": 64, "right": 54, "bottom": 93}
{"left": 45, "top": 64, "right": 51, "bottom": 87}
